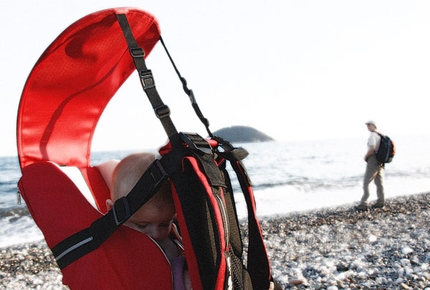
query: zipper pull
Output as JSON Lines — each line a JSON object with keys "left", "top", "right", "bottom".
{"left": 17, "top": 188, "right": 22, "bottom": 205}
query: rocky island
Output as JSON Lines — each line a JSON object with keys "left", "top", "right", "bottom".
{"left": 213, "top": 125, "right": 274, "bottom": 143}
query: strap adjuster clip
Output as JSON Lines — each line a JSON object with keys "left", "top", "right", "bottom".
{"left": 140, "top": 70, "right": 155, "bottom": 90}
{"left": 155, "top": 105, "right": 170, "bottom": 119}
{"left": 151, "top": 159, "right": 168, "bottom": 185}
{"left": 113, "top": 197, "right": 131, "bottom": 226}
{"left": 130, "top": 47, "right": 145, "bottom": 58}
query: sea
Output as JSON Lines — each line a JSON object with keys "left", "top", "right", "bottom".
{"left": 1, "top": 135, "right": 429, "bottom": 248}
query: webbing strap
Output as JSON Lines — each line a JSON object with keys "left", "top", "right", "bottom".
{"left": 159, "top": 37, "right": 213, "bottom": 138}
{"left": 231, "top": 160, "right": 271, "bottom": 290}
{"left": 116, "top": 14, "right": 180, "bottom": 146}
{"left": 52, "top": 160, "right": 168, "bottom": 269}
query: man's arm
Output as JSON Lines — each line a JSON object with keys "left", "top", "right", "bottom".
{"left": 364, "top": 145, "right": 375, "bottom": 162}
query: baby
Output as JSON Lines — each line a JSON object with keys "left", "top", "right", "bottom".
{"left": 106, "top": 152, "right": 191, "bottom": 289}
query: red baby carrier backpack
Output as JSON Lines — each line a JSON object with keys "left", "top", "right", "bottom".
{"left": 17, "top": 7, "right": 280, "bottom": 289}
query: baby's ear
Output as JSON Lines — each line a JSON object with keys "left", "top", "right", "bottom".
{"left": 106, "top": 199, "right": 114, "bottom": 211}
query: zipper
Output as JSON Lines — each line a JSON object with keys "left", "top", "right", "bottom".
{"left": 214, "top": 191, "right": 234, "bottom": 290}
{"left": 214, "top": 191, "right": 230, "bottom": 246}
{"left": 224, "top": 251, "right": 233, "bottom": 290}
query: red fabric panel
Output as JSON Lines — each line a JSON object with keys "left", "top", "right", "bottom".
{"left": 80, "top": 167, "right": 111, "bottom": 213}
{"left": 17, "top": 8, "right": 161, "bottom": 169}
{"left": 18, "top": 162, "right": 172, "bottom": 289}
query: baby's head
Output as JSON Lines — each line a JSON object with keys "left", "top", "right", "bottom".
{"left": 107, "top": 152, "right": 175, "bottom": 242}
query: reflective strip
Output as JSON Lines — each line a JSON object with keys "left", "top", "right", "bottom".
{"left": 55, "top": 237, "right": 94, "bottom": 261}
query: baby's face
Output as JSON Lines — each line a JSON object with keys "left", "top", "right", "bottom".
{"left": 125, "top": 201, "right": 176, "bottom": 242}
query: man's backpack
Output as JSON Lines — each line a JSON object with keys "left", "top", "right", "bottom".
{"left": 376, "top": 133, "right": 396, "bottom": 164}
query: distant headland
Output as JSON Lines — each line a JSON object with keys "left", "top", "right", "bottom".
{"left": 212, "top": 126, "right": 274, "bottom": 143}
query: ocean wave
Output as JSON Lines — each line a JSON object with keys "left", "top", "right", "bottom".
{"left": 250, "top": 175, "right": 364, "bottom": 193}
{"left": 0, "top": 180, "right": 19, "bottom": 192}
{"left": 0, "top": 206, "right": 29, "bottom": 220}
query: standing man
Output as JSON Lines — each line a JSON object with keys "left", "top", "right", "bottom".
{"left": 356, "top": 120, "right": 385, "bottom": 211}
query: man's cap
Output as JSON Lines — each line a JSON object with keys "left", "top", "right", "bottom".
{"left": 365, "top": 120, "right": 376, "bottom": 127}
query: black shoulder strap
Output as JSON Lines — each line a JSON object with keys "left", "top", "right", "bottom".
{"left": 116, "top": 14, "right": 181, "bottom": 147}
{"left": 158, "top": 37, "right": 213, "bottom": 138}
{"left": 52, "top": 159, "right": 168, "bottom": 269}
{"left": 117, "top": 14, "right": 213, "bottom": 143}
{"left": 230, "top": 159, "right": 271, "bottom": 290}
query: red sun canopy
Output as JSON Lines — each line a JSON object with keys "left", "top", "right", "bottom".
{"left": 17, "top": 8, "right": 161, "bottom": 170}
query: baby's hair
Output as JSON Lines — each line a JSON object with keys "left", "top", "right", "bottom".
{"left": 111, "top": 152, "right": 156, "bottom": 199}
{"left": 111, "top": 152, "right": 173, "bottom": 208}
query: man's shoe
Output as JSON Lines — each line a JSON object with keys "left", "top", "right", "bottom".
{"left": 372, "top": 203, "right": 385, "bottom": 209}
{"left": 355, "top": 203, "right": 369, "bottom": 211}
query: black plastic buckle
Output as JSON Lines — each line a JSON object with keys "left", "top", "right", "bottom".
{"left": 155, "top": 105, "right": 170, "bottom": 119}
{"left": 214, "top": 136, "right": 249, "bottom": 161}
{"left": 130, "top": 47, "right": 145, "bottom": 58}
{"left": 140, "top": 70, "right": 155, "bottom": 90}
{"left": 150, "top": 159, "right": 169, "bottom": 187}
{"left": 180, "top": 132, "right": 213, "bottom": 155}
{"left": 113, "top": 196, "right": 131, "bottom": 226}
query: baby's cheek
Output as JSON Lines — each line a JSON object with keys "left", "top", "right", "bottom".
{"left": 159, "top": 227, "right": 171, "bottom": 240}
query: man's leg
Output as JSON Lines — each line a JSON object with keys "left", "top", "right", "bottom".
{"left": 359, "top": 155, "right": 379, "bottom": 208}
{"left": 374, "top": 166, "right": 385, "bottom": 206}
{"left": 361, "top": 164, "right": 374, "bottom": 205}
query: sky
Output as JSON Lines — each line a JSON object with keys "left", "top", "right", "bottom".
{"left": 2, "top": 1, "right": 430, "bottom": 157}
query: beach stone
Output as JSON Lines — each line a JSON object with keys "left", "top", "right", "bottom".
{"left": 400, "top": 282, "right": 412, "bottom": 289}
{"left": 289, "top": 278, "right": 305, "bottom": 286}
{"left": 336, "top": 261, "right": 348, "bottom": 272}
{"left": 402, "top": 246, "right": 414, "bottom": 255}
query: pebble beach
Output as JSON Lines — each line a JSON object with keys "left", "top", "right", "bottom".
{"left": 1, "top": 192, "right": 429, "bottom": 290}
